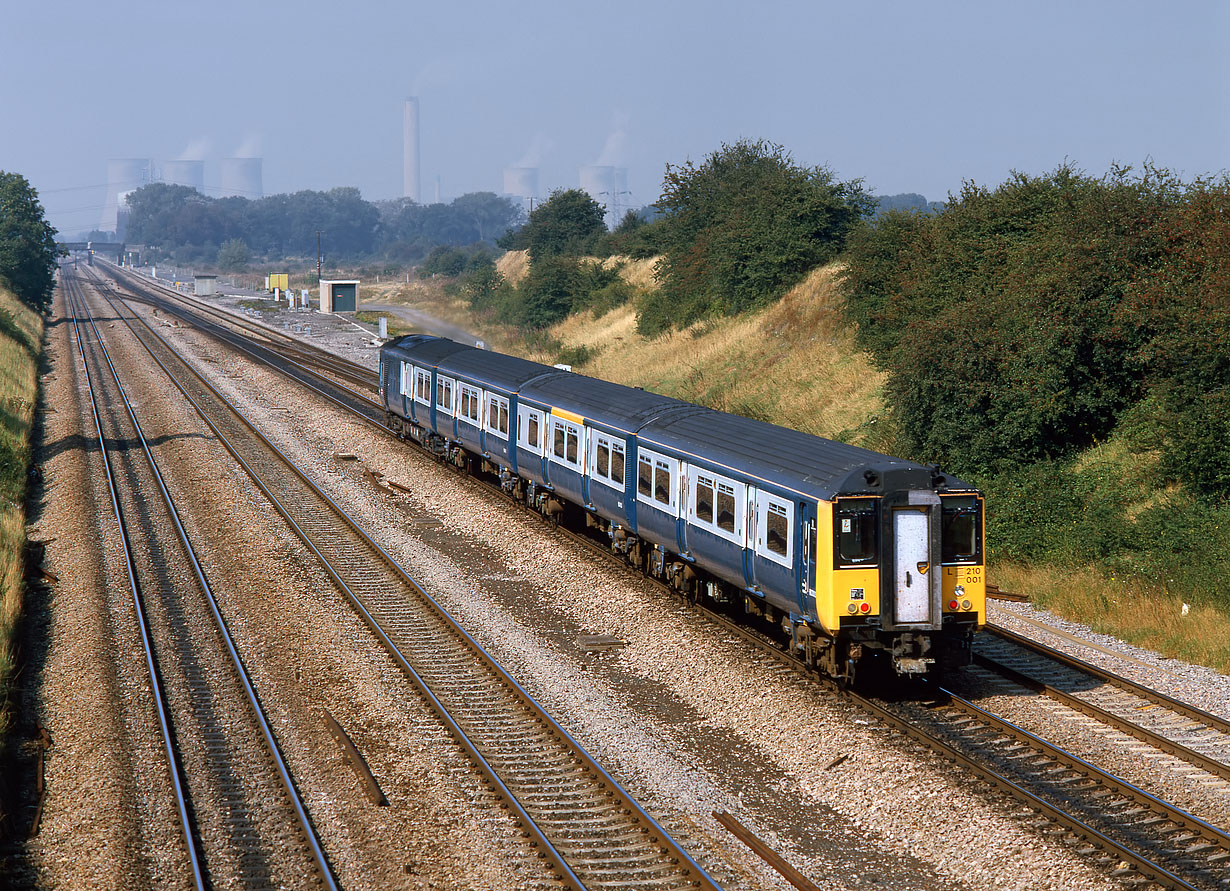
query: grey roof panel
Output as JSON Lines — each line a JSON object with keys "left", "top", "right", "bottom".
{"left": 384, "top": 334, "right": 474, "bottom": 366}
{"left": 519, "top": 373, "right": 696, "bottom": 433}
{"left": 643, "top": 408, "right": 970, "bottom": 499}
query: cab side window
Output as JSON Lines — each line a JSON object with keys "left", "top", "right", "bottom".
{"left": 941, "top": 496, "right": 982, "bottom": 563}
{"left": 835, "top": 500, "right": 878, "bottom": 566}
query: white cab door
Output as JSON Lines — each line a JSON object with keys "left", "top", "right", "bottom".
{"left": 894, "top": 510, "right": 931, "bottom": 623}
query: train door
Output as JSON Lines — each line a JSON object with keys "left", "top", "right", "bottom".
{"left": 888, "top": 492, "right": 941, "bottom": 628}
{"left": 894, "top": 511, "right": 930, "bottom": 622}
{"left": 747, "top": 486, "right": 797, "bottom": 607}
{"left": 676, "top": 461, "right": 690, "bottom": 555}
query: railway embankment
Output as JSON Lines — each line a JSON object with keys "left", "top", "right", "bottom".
{"left": 0, "top": 280, "right": 43, "bottom": 828}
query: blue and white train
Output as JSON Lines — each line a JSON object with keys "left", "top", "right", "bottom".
{"left": 379, "top": 335, "right": 985, "bottom": 680}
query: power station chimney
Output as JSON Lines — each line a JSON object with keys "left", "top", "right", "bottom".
{"left": 403, "top": 96, "right": 421, "bottom": 203}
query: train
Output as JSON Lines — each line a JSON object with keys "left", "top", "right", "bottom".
{"left": 379, "top": 335, "right": 985, "bottom": 681}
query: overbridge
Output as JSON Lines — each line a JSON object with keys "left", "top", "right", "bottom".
{"left": 57, "top": 241, "right": 126, "bottom": 257}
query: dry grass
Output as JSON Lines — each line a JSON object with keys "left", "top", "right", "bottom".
{"left": 600, "top": 255, "right": 660, "bottom": 290}
{"left": 550, "top": 262, "right": 887, "bottom": 443}
{"left": 991, "top": 563, "right": 1230, "bottom": 673}
{"left": 0, "top": 284, "right": 43, "bottom": 740}
{"left": 497, "top": 250, "right": 530, "bottom": 287}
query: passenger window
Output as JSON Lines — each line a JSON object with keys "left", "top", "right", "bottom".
{"left": 942, "top": 496, "right": 981, "bottom": 563}
{"left": 610, "top": 447, "right": 624, "bottom": 485}
{"left": 638, "top": 457, "right": 652, "bottom": 497}
{"left": 528, "top": 414, "right": 539, "bottom": 448}
{"left": 695, "top": 475, "right": 714, "bottom": 523}
{"left": 596, "top": 441, "right": 609, "bottom": 478}
{"left": 717, "top": 483, "right": 736, "bottom": 533}
{"left": 766, "top": 503, "right": 789, "bottom": 557}
{"left": 488, "top": 400, "right": 498, "bottom": 429}
{"left": 499, "top": 403, "right": 508, "bottom": 434}
{"left": 654, "top": 460, "right": 671, "bottom": 505}
{"left": 553, "top": 422, "right": 566, "bottom": 459}
{"left": 566, "top": 429, "right": 578, "bottom": 464}
{"left": 836, "top": 500, "right": 878, "bottom": 565}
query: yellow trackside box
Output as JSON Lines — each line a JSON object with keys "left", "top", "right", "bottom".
{"left": 269, "top": 273, "right": 289, "bottom": 291}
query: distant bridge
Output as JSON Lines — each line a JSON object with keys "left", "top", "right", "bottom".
{"left": 57, "top": 241, "right": 126, "bottom": 256}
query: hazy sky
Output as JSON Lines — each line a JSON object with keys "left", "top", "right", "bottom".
{"left": 5, "top": 0, "right": 1227, "bottom": 236}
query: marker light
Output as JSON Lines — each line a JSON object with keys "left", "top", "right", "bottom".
{"left": 961, "top": 599, "right": 972, "bottom": 611}
{"left": 948, "top": 600, "right": 959, "bottom": 610}
{"left": 847, "top": 603, "right": 858, "bottom": 614}
{"left": 859, "top": 602, "right": 871, "bottom": 614}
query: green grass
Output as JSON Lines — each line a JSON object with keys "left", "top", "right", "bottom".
{"left": 0, "top": 285, "right": 42, "bottom": 741}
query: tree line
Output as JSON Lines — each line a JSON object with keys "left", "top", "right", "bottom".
{"left": 0, "top": 171, "right": 59, "bottom": 311}
{"left": 123, "top": 184, "right": 523, "bottom": 268}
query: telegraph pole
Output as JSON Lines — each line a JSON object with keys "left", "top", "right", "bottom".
{"left": 316, "top": 230, "right": 322, "bottom": 283}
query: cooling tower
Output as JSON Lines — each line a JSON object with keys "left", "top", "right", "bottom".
{"left": 220, "top": 157, "right": 263, "bottom": 198}
{"left": 160, "top": 159, "right": 205, "bottom": 193}
{"left": 101, "top": 158, "right": 151, "bottom": 232}
{"left": 502, "top": 167, "right": 539, "bottom": 212}
{"left": 403, "top": 97, "right": 421, "bottom": 203}
{"left": 580, "top": 165, "right": 617, "bottom": 228}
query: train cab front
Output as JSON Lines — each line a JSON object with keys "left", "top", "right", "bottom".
{"left": 825, "top": 464, "right": 985, "bottom": 679}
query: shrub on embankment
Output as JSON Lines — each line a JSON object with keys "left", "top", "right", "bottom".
{"left": 843, "top": 164, "right": 1230, "bottom": 611}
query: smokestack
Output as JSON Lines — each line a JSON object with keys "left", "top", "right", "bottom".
{"left": 403, "top": 96, "right": 421, "bottom": 202}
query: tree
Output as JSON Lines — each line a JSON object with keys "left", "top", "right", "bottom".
{"left": 0, "top": 172, "right": 59, "bottom": 310}
{"left": 516, "top": 255, "right": 584, "bottom": 327}
{"left": 449, "top": 191, "right": 522, "bottom": 243}
{"left": 216, "top": 238, "right": 251, "bottom": 271}
{"left": 840, "top": 164, "right": 1226, "bottom": 486}
{"left": 641, "top": 139, "right": 873, "bottom": 334}
{"left": 516, "top": 189, "right": 607, "bottom": 263}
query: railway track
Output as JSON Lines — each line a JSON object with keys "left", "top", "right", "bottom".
{"left": 105, "top": 263, "right": 379, "bottom": 393}
{"left": 87, "top": 269, "right": 722, "bottom": 890}
{"left": 971, "top": 626, "right": 1230, "bottom": 783}
{"left": 64, "top": 271, "right": 337, "bottom": 890}
{"left": 90, "top": 262, "right": 1230, "bottom": 890}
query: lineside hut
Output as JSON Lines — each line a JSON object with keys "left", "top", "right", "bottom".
{"left": 193, "top": 274, "right": 218, "bottom": 296}
{"left": 320, "top": 279, "right": 360, "bottom": 313}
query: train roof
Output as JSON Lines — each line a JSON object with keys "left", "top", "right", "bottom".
{"left": 518, "top": 372, "right": 703, "bottom": 434}
{"left": 382, "top": 334, "right": 473, "bottom": 366}
{"left": 382, "top": 336, "right": 976, "bottom": 498}
{"left": 641, "top": 408, "right": 968, "bottom": 499}
{"left": 438, "top": 346, "right": 565, "bottom": 390}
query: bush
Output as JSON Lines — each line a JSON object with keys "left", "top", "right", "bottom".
{"left": 420, "top": 245, "right": 468, "bottom": 277}
{"left": 647, "top": 139, "right": 873, "bottom": 331}
{"left": 843, "top": 164, "right": 1230, "bottom": 498}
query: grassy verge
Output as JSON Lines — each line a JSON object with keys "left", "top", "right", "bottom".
{"left": 991, "top": 562, "right": 1230, "bottom": 672}
{"left": 0, "top": 284, "right": 43, "bottom": 740}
